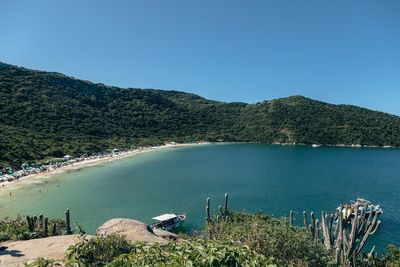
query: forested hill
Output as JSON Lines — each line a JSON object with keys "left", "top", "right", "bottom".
{"left": 1, "top": 62, "right": 400, "bottom": 167}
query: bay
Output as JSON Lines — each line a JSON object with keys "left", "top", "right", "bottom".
{"left": 1, "top": 143, "right": 399, "bottom": 250}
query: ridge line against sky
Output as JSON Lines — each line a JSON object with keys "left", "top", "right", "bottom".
{"left": 2, "top": 60, "right": 400, "bottom": 118}
{"left": 0, "top": 0, "right": 399, "bottom": 115}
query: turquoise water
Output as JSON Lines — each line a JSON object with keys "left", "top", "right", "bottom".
{"left": 1, "top": 144, "right": 399, "bottom": 251}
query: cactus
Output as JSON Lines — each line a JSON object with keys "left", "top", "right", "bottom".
{"left": 334, "top": 212, "right": 343, "bottom": 264}
{"left": 329, "top": 213, "right": 334, "bottom": 234}
{"left": 39, "top": 214, "right": 43, "bottom": 229}
{"left": 357, "top": 203, "right": 368, "bottom": 235}
{"left": 355, "top": 208, "right": 381, "bottom": 255}
{"left": 51, "top": 222, "right": 57, "bottom": 236}
{"left": 26, "top": 216, "right": 34, "bottom": 232}
{"left": 367, "top": 245, "right": 376, "bottom": 259}
{"left": 301, "top": 204, "right": 383, "bottom": 266}
{"left": 310, "top": 211, "right": 316, "bottom": 238}
{"left": 44, "top": 217, "right": 49, "bottom": 236}
{"left": 26, "top": 216, "right": 30, "bottom": 231}
{"left": 315, "top": 219, "right": 320, "bottom": 244}
{"left": 223, "top": 193, "right": 229, "bottom": 220}
{"left": 205, "top": 193, "right": 230, "bottom": 224}
{"left": 303, "top": 211, "right": 310, "bottom": 235}
{"left": 321, "top": 211, "right": 330, "bottom": 250}
{"left": 33, "top": 216, "right": 38, "bottom": 228}
{"left": 205, "top": 197, "right": 212, "bottom": 223}
{"left": 65, "top": 209, "right": 72, "bottom": 234}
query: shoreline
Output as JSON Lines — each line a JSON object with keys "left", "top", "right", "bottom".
{"left": 0, "top": 141, "right": 397, "bottom": 192}
{"left": 0, "top": 142, "right": 210, "bottom": 192}
{"left": 269, "top": 142, "right": 399, "bottom": 149}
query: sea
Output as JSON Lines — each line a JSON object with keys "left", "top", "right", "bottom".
{"left": 1, "top": 143, "right": 399, "bottom": 251}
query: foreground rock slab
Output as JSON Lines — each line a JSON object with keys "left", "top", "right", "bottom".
{"left": 0, "top": 218, "right": 175, "bottom": 266}
{"left": 96, "top": 218, "right": 168, "bottom": 244}
{"left": 0, "top": 235, "right": 88, "bottom": 267}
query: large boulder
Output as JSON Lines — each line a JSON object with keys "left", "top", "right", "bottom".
{"left": 0, "top": 235, "right": 89, "bottom": 267}
{"left": 96, "top": 218, "right": 168, "bottom": 245}
{"left": 0, "top": 219, "right": 177, "bottom": 266}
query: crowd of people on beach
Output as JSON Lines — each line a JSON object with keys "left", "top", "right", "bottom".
{"left": 0, "top": 142, "right": 207, "bottom": 186}
{"left": 0, "top": 147, "right": 147, "bottom": 184}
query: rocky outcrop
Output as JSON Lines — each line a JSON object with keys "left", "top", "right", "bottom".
{"left": 0, "top": 218, "right": 178, "bottom": 266}
{"left": 0, "top": 235, "right": 90, "bottom": 267}
{"left": 96, "top": 218, "right": 168, "bottom": 245}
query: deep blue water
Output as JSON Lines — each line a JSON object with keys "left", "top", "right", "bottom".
{"left": 1, "top": 144, "right": 399, "bottom": 251}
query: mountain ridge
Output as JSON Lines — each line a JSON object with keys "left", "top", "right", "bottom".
{"left": 1, "top": 62, "right": 399, "bottom": 168}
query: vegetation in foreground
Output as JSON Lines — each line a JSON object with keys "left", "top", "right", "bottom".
{"left": 2, "top": 62, "right": 400, "bottom": 169}
{"left": 0, "top": 215, "right": 66, "bottom": 242}
{"left": 206, "top": 212, "right": 332, "bottom": 266}
{"left": 0, "top": 210, "right": 74, "bottom": 242}
{"left": 0, "top": 211, "right": 397, "bottom": 266}
{"left": 64, "top": 235, "right": 273, "bottom": 266}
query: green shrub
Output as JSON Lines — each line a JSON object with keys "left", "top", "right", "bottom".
{"left": 0, "top": 215, "right": 30, "bottom": 241}
{"left": 109, "top": 239, "right": 273, "bottom": 267}
{"left": 351, "top": 244, "right": 400, "bottom": 266}
{"left": 24, "top": 258, "right": 62, "bottom": 267}
{"left": 0, "top": 231, "right": 11, "bottom": 242}
{"left": 384, "top": 244, "right": 400, "bottom": 267}
{"left": 0, "top": 215, "right": 68, "bottom": 242}
{"left": 11, "top": 211, "right": 400, "bottom": 266}
{"left": 65, "top": 234, "right": 133, "bottom": 266}
{"left": 206, "top": 211, "right": 333, "bottom": 266}
{"left": 65, "top": 235, "right": 273, "bottom": 266}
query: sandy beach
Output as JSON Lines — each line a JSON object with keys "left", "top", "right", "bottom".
{"left": 0, "top": 142, "right": 210, "bottom": 193}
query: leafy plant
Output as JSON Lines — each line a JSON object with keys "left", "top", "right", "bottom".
{"left": 206, "top": 211, "right": 333, "bottom": 266}
{"left": 0, "top": 215, "right": 68, "bottom": 242}
{"left": 65, "top": 234, "right": 133, "bottom": 266}
{"left": 24, "top": 258, "right": 62, "bottom": 267}
{"left": 65, "top": 235, "right": 274, "bottom": 267}
{"left": 383, "top": 244, "right": 400, "bottom": 266}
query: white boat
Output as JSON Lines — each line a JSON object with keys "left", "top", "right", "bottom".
{"left": 152, "top": 213, "right": 186, "bottom": 231}
{"left": 312, "top": 144, "right": 321, "bottom": 148}
{"left": 337, "top": 198, "right": 382, "bottom": 220}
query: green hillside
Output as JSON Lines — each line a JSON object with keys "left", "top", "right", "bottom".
{"left": 1, "top": 62, "right": 400, "bottom": 168}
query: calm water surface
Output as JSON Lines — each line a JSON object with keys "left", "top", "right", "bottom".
{"left": 1, "top": 144, "right": 399, "bottom": 251}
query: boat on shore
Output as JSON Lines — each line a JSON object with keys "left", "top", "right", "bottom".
{"left": 337, "top": 198, "right": 382, "bottom": 220}
{"left": 152, "top": 213, "right": 186, "bottom": 231}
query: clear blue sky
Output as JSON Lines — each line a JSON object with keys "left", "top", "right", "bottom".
{"left": 1, "top": 1, "right": 399, "bottom": 115}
